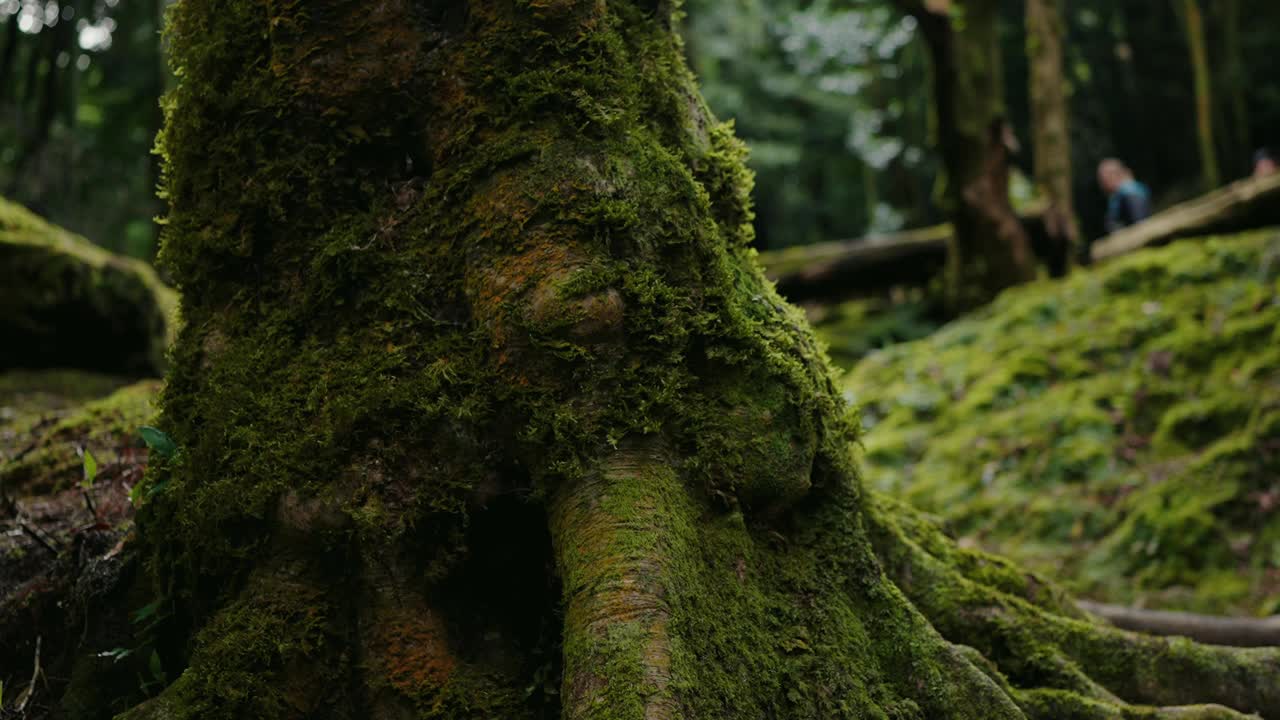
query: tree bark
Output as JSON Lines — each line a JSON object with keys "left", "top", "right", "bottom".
{"left": 1024, "top": 0, "right": 1078, "bottom": 276}
{"left": 10, "top": 2, "right": 1279, "bottom": 718}
{"left": 899, "top": 0, "right": 1038, "bottom": 311}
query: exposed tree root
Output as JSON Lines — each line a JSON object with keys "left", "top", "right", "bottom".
{"left": 550, "top": 445, "right": 680, "bottom": 720}
{"left": 866, "top": 493, "right": 1279, "bottom": 719}
{"left": 1077, "top": 601, "right": 1280, "bottom": 649}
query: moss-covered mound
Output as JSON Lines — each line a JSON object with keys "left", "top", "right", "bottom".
{"left": 844, "top": 229, "right": 1280, "bottom": 614}
{"left": 1, "top": 370, "right": 160, "bottom": 496}
{"left": 811, "top": 297, "right": 943, "bottom": 368}
{"left": 0, "top": 198, "right": 177, "bottom": 375}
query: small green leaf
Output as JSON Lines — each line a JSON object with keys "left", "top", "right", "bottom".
{"left": 81, "top": 448, "right": 98, "bottom": 489}
{"left": 98, "top": 647, "right": 133, "bottom": 662}
{"left": 149, "top": 650, "right": 165, "bottom": 682}
{"left": 133, "top": 600, "right": 163, "bottom": 625}
{"left": 139, "top": 426, "right": 178, "bottom": 459}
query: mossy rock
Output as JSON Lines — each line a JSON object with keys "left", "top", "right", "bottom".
{"left": 842, "top": 228, "right": 1280, "bottom": 614}
{"left": 0, "top": 197, "right": 178, "bottom": 375}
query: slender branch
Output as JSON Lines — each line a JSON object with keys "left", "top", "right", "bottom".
{"left": 15, "top": 635, "right": 42, "bottom": 713}
{"left": 20, "top": 521, "right": 61, "bottom": 557}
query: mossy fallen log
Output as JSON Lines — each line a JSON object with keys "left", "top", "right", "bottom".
{"left": 1091, "top": 172, "right": 1280, "bottom": 262}
{"left": 0, "top": 198, "right": 177, "bottom": 375}
{"left": 760, "top": 211, "right": 1052, "bottom": 305}
{"left": 762, "top": 225, "right": 953, "bottom": 303}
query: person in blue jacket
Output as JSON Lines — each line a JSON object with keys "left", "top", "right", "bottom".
{"left": 1097, "top": 158, "right": 1152, "bottom": 233}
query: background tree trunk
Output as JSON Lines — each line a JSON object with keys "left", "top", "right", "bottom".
{"left": 1220, "top": 0, "right": 1250, "bottom": 172}
{"left": 19, "top": 1, "right": 1273, "bottom": 718}
{"left": 1024, "top": 0, "right": 1078, "bottom": 275}
{"left": 1175, "top": 0, "right": 1221, "bottom": 191}
{"left": 900, "top": 0, "right": 1038, "bottom": 312}
{"left": 0, "top": 16, "right": 19, "bottom": 105}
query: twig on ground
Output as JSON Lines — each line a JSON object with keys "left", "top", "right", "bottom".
{"left": 14, "top": 636, "right": 42, "bottom": 713}
{"left": 18, "top": 522, "right": 60, "bottom": 557}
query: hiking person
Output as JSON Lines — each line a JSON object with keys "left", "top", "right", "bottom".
{"left": 1254, "top": 149, "right": 1277, "bottom": 178}
{"left": 1098, "top": 158, "right": 1152, "bottom": 233}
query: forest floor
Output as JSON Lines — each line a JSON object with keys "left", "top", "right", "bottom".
{"left": 0, "top": 372, "right": 157, "bottom": 715}
{"left": 832, "top": 228, "right": 1280, "bottom": 615}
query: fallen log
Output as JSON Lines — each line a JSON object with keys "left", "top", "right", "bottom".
{"left": 762, "top": 225, "right": 952, "bottom": 304}
{"left": 760, "top": 210, "right": 1052, "bottom": 305}
{"left": 0, "top": 198, "right": 177, "bottom": 375}
{"left": 1078, "top": 600, "right": 1280, "bottom": 648}
{"left": 1091, "top": 171, "right": 1280, "bottom": 262}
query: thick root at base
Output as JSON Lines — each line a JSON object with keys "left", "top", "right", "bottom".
{"left": 865, "top": 493, "right": 1278, "bottom": 719}
{"left": 54, "top": 470, "right": 1280, "bottom": 720}
{"left": 549, "top": 446, "right": 681, "bottom": 720}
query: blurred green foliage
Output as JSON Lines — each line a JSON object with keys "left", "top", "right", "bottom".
{"left": 2, "top": 1, "right": 1280, "bottom": 259}
{"left": 682, "top": 0, "right": 1280, "bottom": 249}
{"left": 683, "top": 0, "right": 938, "bottom": 250}
{"left": 1, "top": 0, "right": 167, "bottom": 259}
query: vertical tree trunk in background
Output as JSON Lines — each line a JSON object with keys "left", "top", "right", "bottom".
{"left": 1220, "top": 0, "right": 1249, "bottom": 170}
{"left": 1025, "top": 0, "right": 1078, "bottom": 276}
{"left": 25, "top": 1, "right": 1277, "bottom": 718}
{"left": 7, "top": 10, "right": 73, "bottom": 195}
{"left": 0, "top": 16, "right": 20, "bottom": 105}
{"left": 901, "top": 0, "right": 1037, "bottom": 312}
{"left": 1176, "top": 0, "right": 1220, "bottom": 191}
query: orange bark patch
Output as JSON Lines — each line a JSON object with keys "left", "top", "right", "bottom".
{"left": 375, "top": 610, "right": 457, "bottom": 695}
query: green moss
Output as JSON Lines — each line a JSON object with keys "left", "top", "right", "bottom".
{"left": 108, "top": 1, "right": 1280, "bottom": 718}
{"left": 0, "top": 197, "right": 177, "bottom": 375}
{"left": 133, "top": 1, "right": 861, "bottom": 715}
{"left": 844, "top": 229, "right": 1280, "bottom": 613}
{"left": 0, "top": 368, "right": 137, "bottom": 417}
{"left": 809, "top": 297, "right": 944, "bottom": 369}
{"left": 118, "top": 581, "right": 336, "bottom": 720}
{"left": 1, "top": 376, "right": 159, "bottom": 495}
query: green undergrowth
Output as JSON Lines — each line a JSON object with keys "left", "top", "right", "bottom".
{"left": 0, "top": 368, "right": 137, "bottom": 418}
{"left": 842, "top": 229, "right": 1280, "bottom": 614}
{"left": 1, "top": 370, "right": 160, "bottom": 495}
{"left": 811, "top": 297, "right": 943, "bottom": 368}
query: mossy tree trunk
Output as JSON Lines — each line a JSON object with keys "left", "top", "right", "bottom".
{"left": 1024, "top": 0, "right": 1078, "bottom": 275}
{"left": 69, "top": 2, "right": 1280, "bottom": 719}
{"left": 898, "top": 0, "right": 1037, "bottom": 311}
